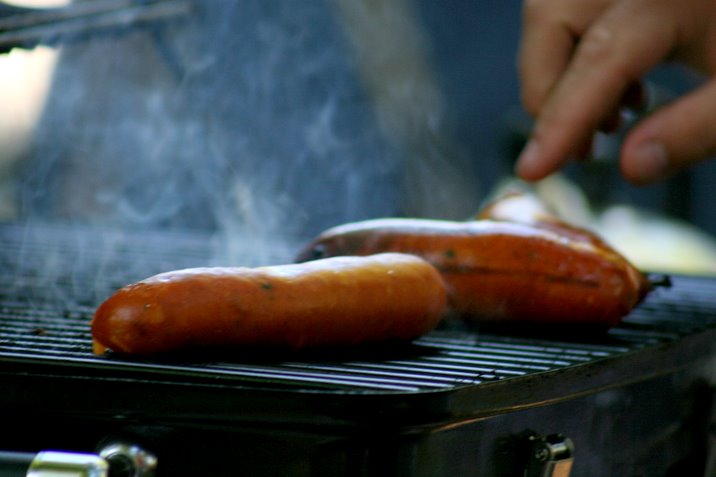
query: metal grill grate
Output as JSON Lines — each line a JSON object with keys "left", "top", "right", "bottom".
{"left": 0, "top": 222, "right": 715, "bottom": 395}
{"left": 0, "top": 300, "right": 637, "bottom": 393}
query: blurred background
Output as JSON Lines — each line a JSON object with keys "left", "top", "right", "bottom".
{"left": 2, "top": 0, "right": 716, "bottom": 274}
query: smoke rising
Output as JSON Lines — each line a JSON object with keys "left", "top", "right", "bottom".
{"left": 13, "top": 0, "right": 480, "bottom": 278}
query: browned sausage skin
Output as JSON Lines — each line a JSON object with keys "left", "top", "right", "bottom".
{"left": 296, "top": 219, "right": 649, "bottom": 328}
{"left": 92, "top": 253, "right": 447, "bottom": 355}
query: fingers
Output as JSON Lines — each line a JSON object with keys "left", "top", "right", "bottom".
{"left": 518, "top": 4, "right": 572, "bottom": 116}
{"left": 621, "top": 79, "right": 716, "bottom": 184}
{"left": 518, "top": 0, "right": 611, "bottom": 116}
{"left": 515, "top": 0, "right": 678, "bottom": 181}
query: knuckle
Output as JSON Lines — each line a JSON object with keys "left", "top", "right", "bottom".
{"left": 577, "top": 25, "right": 615, "bottom": 63}
{"left": 575, "top": 25, "right": 637, "bottom": 82}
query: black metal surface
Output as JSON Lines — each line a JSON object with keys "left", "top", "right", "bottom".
{"left": 0, "top": 221, "right": 715, "bottom": 431}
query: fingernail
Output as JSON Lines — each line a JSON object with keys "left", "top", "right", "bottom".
{"left": 630, "top": 141, "right": 669, "bottom": 183}
{"left": 515, "top": 140, "right": 541, "bottom": 178}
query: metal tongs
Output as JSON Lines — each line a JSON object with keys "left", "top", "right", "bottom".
{"left": 0, "top": 0, "right": 193, "bottom": 53}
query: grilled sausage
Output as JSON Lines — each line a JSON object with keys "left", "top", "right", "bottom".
{"left": 92, "top": 253, "right": 448, "bottom": 355}
{"left": 296, "top": 219, "right": 650, "bottom": 328}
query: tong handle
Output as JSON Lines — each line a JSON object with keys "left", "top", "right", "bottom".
{"left": 0, "top": 0, "right": 192, "bottom": 53}
{"left": 0, "top": 451, "right": 34, "bottom": 477}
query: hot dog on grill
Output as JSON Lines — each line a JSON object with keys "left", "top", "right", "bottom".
{"left": 296, "top": 215, "right": 650, "bottom": 328}
{"left": 92, "top": 253, "right": 448, "bottom": 355}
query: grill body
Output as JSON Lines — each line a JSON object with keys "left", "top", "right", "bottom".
{"left": 0, "top": 223, "right": 715, "bottom": 476}
{"left": 0, "top": 368, "right": 712, "bottom": 476}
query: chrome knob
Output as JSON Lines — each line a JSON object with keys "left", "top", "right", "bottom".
{"left": 524, "top": 432, "right": 574, "bottom": 477}
{"left": 98, "top": 442, "right": 157, "bottom": 477}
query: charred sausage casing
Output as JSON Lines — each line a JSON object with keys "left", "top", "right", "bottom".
{"left": 296, "top": 219, "right": 649, "bottom": 328}
{"left": 92, "top": 253, "right": 448, "bottom": 355}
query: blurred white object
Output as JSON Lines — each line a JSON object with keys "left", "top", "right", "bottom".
{"left": 0, "top": 1, "right": 70, "bottom": 219}
{"left": 596, "top": 205, "right": 716, "bottom": 276}
{"left": 0, "top": 46, "right": 60, "bottom": 219}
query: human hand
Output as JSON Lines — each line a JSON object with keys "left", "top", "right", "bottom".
{"left": 515, "top": 0, "right": 716, "bottom": 185}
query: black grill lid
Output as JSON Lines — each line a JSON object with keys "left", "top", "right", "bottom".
{"left": 0, "top": 222, "right": 715, "bottom": 430}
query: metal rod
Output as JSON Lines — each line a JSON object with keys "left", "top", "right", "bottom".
{"left": 0, "top": 451, "right": 34, "bottom": 477}
{"left": 0, "top": 0, "right": 192, "bottom": 51}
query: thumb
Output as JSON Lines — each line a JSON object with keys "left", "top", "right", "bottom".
{"left": 620, "top": 79, "right": 716, "bottom": 185}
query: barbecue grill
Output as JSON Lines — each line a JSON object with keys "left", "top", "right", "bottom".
{"left": 1, "top": 2, "right": 716, "bottom": 476}
{"left": 0, "top": 221, "right": 715, "bottom": 477}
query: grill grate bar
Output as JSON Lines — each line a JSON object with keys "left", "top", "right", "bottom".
{"left": 0, "top": 347, "right": 89, "bottom": 358}
{"left": 168, "top": 361, "right": 463, "bottom": 391}
{"left": 0, "top": 351, "right": 429, "bottom": 392}
{"left": 344, "top": 361, "right": 497, "bottom": 379}
{"left": 0, "top": 337, "right": 90, "bottom": 351}
{"left": 196, "top": 366, "right": 432, "bottom": 391}
{"left": 438, "top": 350, "right": 573, "bottom": 367}
{"left": 382, "top": 359, "right": 528, "bottom": 377}
{"left": 417, "top": 340, "right": 597, "bottom": 364}
{"left": 431, "top": 336, "right": 631, "bottom": 356}
{"left": 280, "top": 362, "right": 483, "bottom": 387}
{"left": 419, "top": 355, "right": 548, "bottom": 373}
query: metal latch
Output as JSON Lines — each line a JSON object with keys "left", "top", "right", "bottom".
{"left": 98, "top": 441, "right": 158, "bottom": 477}
{"left": 524, "top": 433, "right": 574, "bottom": 477}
